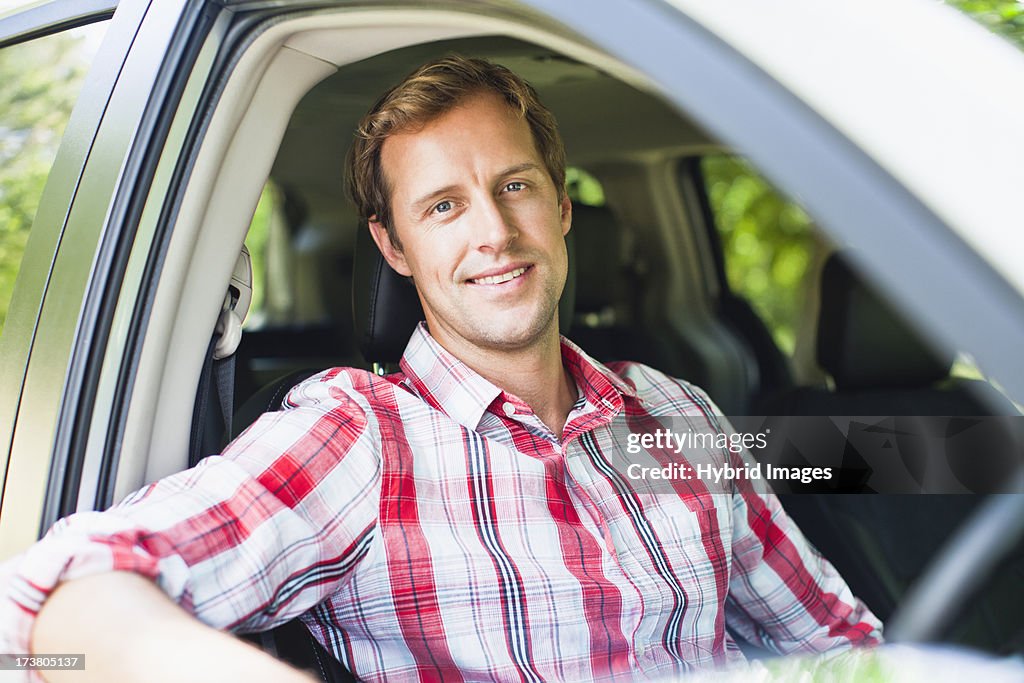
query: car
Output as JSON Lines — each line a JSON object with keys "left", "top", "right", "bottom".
{"left": 1, "top": 0, "right": 1022, "bottom": 679}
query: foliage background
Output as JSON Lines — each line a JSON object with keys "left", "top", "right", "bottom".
{"left": 0, "top": 27, "right": 99, "bottom": 336}
{"left": 702, "top": 0, "right": 1024, "bottom": 360}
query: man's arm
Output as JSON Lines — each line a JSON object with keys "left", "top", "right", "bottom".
{"left": 0, "top": 369, "right": 381, "bottom": 681}
{"left": 33, "top": 572, "right": 316, "bottom": 683}
{"left": 725, "top": 479, "right": 883, "bottom": 654}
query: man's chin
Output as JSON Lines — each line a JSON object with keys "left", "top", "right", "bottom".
{"left": 471, "top": 326, "right": 550, "bottom": 351}
{"left": 423, "top": 298, "right": 561, "bottom": 353}
{"left": 460, "top": 314, "right": 559, "bottom": 352}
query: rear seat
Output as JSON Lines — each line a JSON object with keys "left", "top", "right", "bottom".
{"left": 568, "top": 204, "right": 694, "bottom": 377}
{"left": 763, "top": 252, "right": 1018, "bottom": 420}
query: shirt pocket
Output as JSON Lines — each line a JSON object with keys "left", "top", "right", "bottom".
{"left": 616, "top": 502, "right": 729, "bottom": 586}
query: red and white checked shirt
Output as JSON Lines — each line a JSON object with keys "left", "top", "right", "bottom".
{"left": 1, "top": 323, "right": 880, "bottom": 681}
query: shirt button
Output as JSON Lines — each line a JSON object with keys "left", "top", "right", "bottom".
{"left": 502, "top": 401, "right": 516, "bottom": 417}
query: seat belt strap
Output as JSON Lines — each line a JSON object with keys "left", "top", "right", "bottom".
{"left": 189, "top": 327, "right": 237, "bottom": 467}
{"left": 213, "top": 354, "right": 236, "bottom": 442}
{"left": 188, "top": 336, "right": 217, "bottom": 467}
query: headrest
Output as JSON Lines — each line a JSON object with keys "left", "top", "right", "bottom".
{"left": 816, "top": 252, "right": 953, "bottom": 391}
{"left": 352, "top": 224, "right": 576, "bottom": 365}
{"left": 572, "top": 204, "right": 622, "bottom": 314}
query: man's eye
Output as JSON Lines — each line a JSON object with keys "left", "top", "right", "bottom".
{"left": 433, "top": 200, "right": 453, "bottom": 214}
{"left": 504, "top": 182, "right": 525, "bottom": 192}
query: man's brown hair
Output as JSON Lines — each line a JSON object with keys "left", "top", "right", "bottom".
{"left": 346, "top": 54, "right": 566, "bottom": 248}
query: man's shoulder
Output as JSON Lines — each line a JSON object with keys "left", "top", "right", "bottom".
{"left": 282, "top": 365, "right": 416, "bottom": 413}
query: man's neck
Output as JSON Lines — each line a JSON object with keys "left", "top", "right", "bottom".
{"left": 430, "top": 326, "right": 578, "bottom": 438}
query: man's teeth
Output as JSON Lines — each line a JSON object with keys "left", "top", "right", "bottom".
{"left": 473, "top": 267, "right": 527, "bottom": 285}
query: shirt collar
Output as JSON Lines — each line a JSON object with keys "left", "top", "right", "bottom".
{"left": 398, "top": 322, "right": 641, "bottom": 431}
{"left": 558, "top": 335, "right": 641, "bottom": 414}
{"left": 399, "top": 323, "right": 503, "bottom": 431}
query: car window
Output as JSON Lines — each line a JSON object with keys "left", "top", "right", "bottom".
{"left": 943, "top": 0, "right": 1024, "bottom": 52}
{"left": 700, "top": 153, "right": 1014, "bottom": 392}
{"left": 242, "top": 181, "right": 280, "bottom": 330}
{"left": 0, "top": 21, "right": 107, "bottom": 337}
{"left": 242, "top": 176, "right": 343, "bottom": 332}
{"left": 700, "top": 154, "right": 830, "bottom": 383}
{"left": 566, "top": 166, "right": 605, "bottom": 207}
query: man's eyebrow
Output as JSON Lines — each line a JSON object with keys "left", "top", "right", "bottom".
{"left": 409, "top": 163, "right": 544, "bottom": 213}
{"left": 498, "top": 162, "right": 544, "bottom": 178}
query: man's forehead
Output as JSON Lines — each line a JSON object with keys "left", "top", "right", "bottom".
{"left": 379, "top": 94, "right": 543, "bottom": 199}
{"left": 380, "top": 92, "right": 530, "bottom": 155}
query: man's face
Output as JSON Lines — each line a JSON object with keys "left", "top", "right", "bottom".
{"left": 369, "top": 91, "right": 572, "bottom": 355}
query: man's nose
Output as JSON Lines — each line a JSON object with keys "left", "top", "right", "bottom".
{"left": 471, "top": 195, "right": 518, "bottom": 251}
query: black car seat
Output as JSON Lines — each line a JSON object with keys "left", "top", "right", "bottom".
{"left": 759, "top": 252, "right": 1020, "bottom": 493}
{"left": 757, "top": 252, "right": 1023, "bottom": 648}
{"left": 766, "top": 252, "right": 1017, "bottom": 419}
{"left": 716, "top": 290, "right": 793, "bottom": 407}
{"left": 567, "top": 204, "right": 683, "bottom": 373}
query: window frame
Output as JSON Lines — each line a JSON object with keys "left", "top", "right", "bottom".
{"left": 0, "top": 4, "right": 123, "bottom": 559}
{"left": 0, "top": 0, "right": 115, "bottom": 49}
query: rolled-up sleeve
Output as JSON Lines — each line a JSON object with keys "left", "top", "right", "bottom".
{"left": 725, "top": 481, "right": 883, "bottom": 654}
{"left": 0, "top": 369, "right": 382, "bottom": 669}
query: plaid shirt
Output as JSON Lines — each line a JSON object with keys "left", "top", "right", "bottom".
{"left": 1, "top": 323, "right": 880, "bottom": 681}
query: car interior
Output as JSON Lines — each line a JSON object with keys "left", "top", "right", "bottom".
{"left": 95, "top": 7, "right": 1022, "bottom": 679}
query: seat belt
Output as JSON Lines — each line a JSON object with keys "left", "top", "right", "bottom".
{"left": 188, "top": 247, "right": 252, "bottom": 466}
{"left": 212, "top": 354, "right": 235, "bottom": 443}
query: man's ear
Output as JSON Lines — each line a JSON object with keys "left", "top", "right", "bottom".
{"left": 560, "top": 193, "right": 572, "bottom": 237}
{"left": 368, "top": 217, "right": 412, "bottom": 277}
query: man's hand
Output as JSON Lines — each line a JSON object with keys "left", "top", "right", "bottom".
{"left": 31, "top": 571, "right": 318, "bottom": 682}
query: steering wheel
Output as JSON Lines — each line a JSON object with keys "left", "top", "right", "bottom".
{"left": 887, "top": 469, "right": 1024, "bottom": 643}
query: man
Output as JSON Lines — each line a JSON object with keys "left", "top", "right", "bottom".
{"left": 3, "top": 55, "right": 880, "bottom": 682}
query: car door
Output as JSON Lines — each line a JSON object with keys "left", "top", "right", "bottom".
{"left": 0, "top": 0, "right": 221, "bottom": 558}
{"left": 0, "top": 0, "right": 118, "bottom": 559}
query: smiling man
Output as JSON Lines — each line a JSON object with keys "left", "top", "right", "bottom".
{"left": 363, "top": 85, "right": 576, "bottom": 436}
{"left": 3, "top": 55, "right": 880, "bottom": 682}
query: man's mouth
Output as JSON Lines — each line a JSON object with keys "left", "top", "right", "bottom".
{"left": 467, "top": 266, "right": 530, "bottom": 285}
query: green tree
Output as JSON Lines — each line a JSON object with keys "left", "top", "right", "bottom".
{"left": 702, "top": 156, "right": 821, "bottom": 356}
{"left": 0, "top": 31, "right": 92, "bottom": 334}
{"left": 943, "top": 0, "right": 1024, "bottom": 49}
